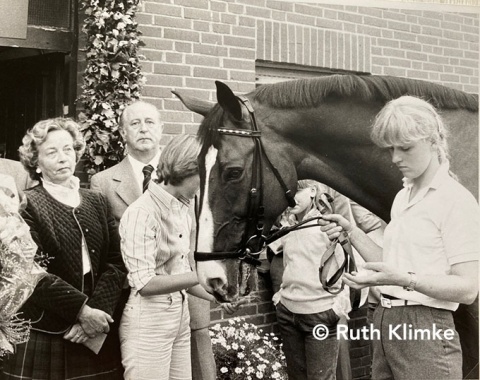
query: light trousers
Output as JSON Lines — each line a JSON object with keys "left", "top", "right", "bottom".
{"left": 120, "top": 292, "right": 191, "bottom": 380}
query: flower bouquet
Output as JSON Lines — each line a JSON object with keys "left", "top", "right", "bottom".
{"left": 210, "top": 317, "right": 287, "bottom": 380}
{"left": 0, "top": 182, "right": 46, "bottom": 356}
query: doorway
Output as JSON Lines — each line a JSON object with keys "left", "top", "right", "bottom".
{"left": 0, "top": 52, "right": 65, "bottom": 159}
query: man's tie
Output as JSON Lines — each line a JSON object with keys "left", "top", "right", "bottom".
{"left": 142, "top": 165, "right": 154, "bottom": 193}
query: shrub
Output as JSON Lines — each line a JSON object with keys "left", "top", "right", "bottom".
{"left": 78, "top": 0, "right": 145, "bottom": 173}
{"left": 210, "top": 317, "right": 287, "bottom": 380}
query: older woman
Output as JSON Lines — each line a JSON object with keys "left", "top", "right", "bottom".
{"left": 1, "top": 118, "right": 127, "bottom": 380}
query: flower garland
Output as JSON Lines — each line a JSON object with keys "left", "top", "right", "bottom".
{"left": 0, "top": 181, "right": 46, "bottom": 356}
{"left": 210, "top": 317, "right": 287, "bottom": 379}
{"left": 78, "top": 0, "right": 145, "bottom": 173}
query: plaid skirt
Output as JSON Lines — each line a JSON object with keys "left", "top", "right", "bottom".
{"left": 1, "top": 329, "right": 123, "bottom": 380}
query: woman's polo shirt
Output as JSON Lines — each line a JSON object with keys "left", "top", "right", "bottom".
{"left": 380, "top": 164, "right": 479, "bottom": 311}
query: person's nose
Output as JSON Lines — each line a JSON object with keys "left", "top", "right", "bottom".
{"left": 57, "top": 150, "right": 67, "bottom": 163}
{"left": 391, "top": 148, "right": 401, "bottom": 164}
{"left": 138, "top": 121, "right": 149, "bottom": 132}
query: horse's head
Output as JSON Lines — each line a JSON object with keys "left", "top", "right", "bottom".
{"left": 174, "top": 81, "right": 297, "bottom": 302}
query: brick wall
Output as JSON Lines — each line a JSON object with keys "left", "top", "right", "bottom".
{"left": 77, "top": 1, "right": 478, "bottom": 378}
{"left": 134, "top": 1, "right": 478, "bottom": 143}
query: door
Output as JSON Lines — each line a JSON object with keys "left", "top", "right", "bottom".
{"left": 0, "top": 52, "right": 65, "bottom": 159}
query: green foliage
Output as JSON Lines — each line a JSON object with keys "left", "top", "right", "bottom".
{"left": 210, "top": 317, "right": 288, "bottom": 379}
{"left": 78, "top": 0, "right": 145, "bottom": 172}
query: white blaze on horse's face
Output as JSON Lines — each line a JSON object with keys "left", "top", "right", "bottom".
{"left": 197, "top": 146, "right": 227, "bottom": 294}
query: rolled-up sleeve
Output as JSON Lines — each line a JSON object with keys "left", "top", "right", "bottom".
{"left": 119, "top": 207, "right": 158, "bottom": 292}
{"left": 442, "top": 194, "right": 480, "bottom": 266}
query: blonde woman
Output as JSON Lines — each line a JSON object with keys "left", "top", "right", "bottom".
{"left": 321, "top": 96, "right": 479, "bottom": 379}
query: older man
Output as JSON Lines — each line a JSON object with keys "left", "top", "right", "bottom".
{"left": 90, "top": 101, "right": 163, "bottom": 224}
{"left": 90, "top": 101, "right": 217, "bottom": 380}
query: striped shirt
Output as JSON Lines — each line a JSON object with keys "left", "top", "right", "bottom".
{"left": 119, "top": 181, "right": 192, "bottom": 293}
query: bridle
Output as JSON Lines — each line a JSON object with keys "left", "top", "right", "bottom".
{"left": 194, "top": 95, "right": 296, "bottom": 266}
{"left": 193, "top": 95, "right": 361, "bottom": 309}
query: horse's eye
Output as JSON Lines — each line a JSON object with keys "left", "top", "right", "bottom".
{"left": 224, "top": 168, "right": 243, "bottom": 181}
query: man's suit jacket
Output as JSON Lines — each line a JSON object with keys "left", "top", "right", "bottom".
{"left": 0, "top": 158, "right": 37, "bottom": 196}
{"left": 90, "top": 156, "right": 141, "bottom": 226}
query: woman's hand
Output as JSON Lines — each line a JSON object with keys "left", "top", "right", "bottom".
{"left": 342, "top": 262, "right": 406, "bottom": 289}
{"left": 63, "top": 323, "right": 89, "bottom": 344}
{"left": 78, "top": 305, "right": 113, "bottom": 338}
{"left": 319, "top": 214, "right": 353, "bottom": 241}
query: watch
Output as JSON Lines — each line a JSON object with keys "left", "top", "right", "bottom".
{"left": 403, "top": 271, "right": 417, "bottom": 292}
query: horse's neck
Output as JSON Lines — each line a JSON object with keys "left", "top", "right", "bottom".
{"left": 261, "top": 102, "right": 478, "bottom": 220}
{"left": 264, "top": 105, "right": 400, "bottom": 221}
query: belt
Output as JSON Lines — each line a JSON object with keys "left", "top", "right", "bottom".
{"left": 380, "top": 294, "right": 422, "bottom": 308}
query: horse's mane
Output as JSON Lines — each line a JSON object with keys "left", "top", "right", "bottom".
{"left": 253, "top": 74, "right": 479, "bottom": 112}
{"left": 198, "top": 74, "right": 478, "bottom": 148}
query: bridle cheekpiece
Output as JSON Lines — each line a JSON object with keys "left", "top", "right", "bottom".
{"left": 194, "top": 95, "right": 296, "bottom": 267}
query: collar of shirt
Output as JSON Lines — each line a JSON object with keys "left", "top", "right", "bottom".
{"left": 148, "top": 181, "right": 191, "bottom": 211}
{"left": 402, "top": 161, "right": 451, "bottom": 190}
{"left": 298, "top": 207, "right": 322, "bottom": 223}
{"left": 42, "top": 176, "right": 80, "bottom": 208}
{"left": 128, "top": 152, "right": 161, "bottom": 191}
{"left": 401, "top": 161, "right": 451, "bottom": 207}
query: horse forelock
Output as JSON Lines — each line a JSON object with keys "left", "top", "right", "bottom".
{"left": 198, "top": 104, "right": 223, "bottom": 152}
{"left": 252, "top": 75, "right": 478, "bottom": 112}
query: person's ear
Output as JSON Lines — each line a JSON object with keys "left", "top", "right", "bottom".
{"left": 120, "top": 127, "right": 127, "bottom": 141}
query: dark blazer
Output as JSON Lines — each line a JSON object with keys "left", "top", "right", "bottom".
{"left": 20, "top": 185, "right": 127, "bottom": 334}
{"left": 90, "top": 157, "right": 140, "bottom": 226}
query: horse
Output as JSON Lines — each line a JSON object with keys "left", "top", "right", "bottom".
{"left": 173, "top": 74, "right": 479, "bottom": 377}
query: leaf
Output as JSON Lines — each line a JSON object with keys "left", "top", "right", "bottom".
{"left": 94, "top": 155, "right": 104, "bottom": 165}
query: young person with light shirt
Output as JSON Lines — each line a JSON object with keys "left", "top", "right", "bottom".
{"left": 320, "top": 96, "right": 479, "bottom": 379}
{"left": 273, "top": 179, "right": 355, "bottom": 380}
{"left": 119, "top": 135, "right": 237, "bottom": 380}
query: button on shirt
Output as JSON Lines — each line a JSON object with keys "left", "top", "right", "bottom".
{"left": 119, "top": 181, "right": 192, "bottom": 293}
{"left": 128, "top": 153, "right": 161, "bottom": 193}
{"left": 380, "top": 163, "right": 479, "bottom": 311}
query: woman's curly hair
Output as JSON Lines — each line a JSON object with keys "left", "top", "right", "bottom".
{"left": 18, "top": 118, "right": 85, "bottom": 181}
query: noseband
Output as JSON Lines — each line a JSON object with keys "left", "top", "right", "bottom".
{"left": 194, "top": 95, "right": 296, "bottom": 266}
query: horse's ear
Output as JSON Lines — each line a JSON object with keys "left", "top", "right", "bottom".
{"left": 172, "top": 90, "right": 213, "bottom": 117}
{"left": 215, "top": 81, "right": 243, "bottom": 121}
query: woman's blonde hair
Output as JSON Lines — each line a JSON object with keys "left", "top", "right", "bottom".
{"left": 18, "top": 118, "right": 85, "bottom": 181}
{"left": 157, "top": 134, "right": 201, "bottom": 185}
{"left": 370, "top": 95, "right": 450, "bottom": 163}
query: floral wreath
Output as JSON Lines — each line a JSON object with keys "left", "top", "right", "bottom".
{"left": 0, "top": 180, "right": 46, "bottom": 356}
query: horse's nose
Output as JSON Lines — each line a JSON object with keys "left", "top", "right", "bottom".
{"left": 209, "top": 277, "right": 229, "bottom": 301}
